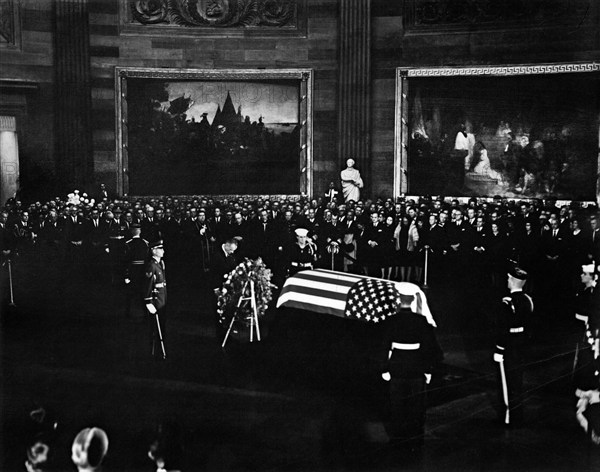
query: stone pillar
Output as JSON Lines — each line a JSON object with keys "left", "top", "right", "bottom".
{"left": 54, "top": 0, "right": 93, "bottom": 190}
{"left": 0, "top": 116, "right": 19, "bottom": 206}
{"left": 338, "top": 0, "right": 371, "bottom": 188}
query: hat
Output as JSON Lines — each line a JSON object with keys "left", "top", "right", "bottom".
{"left": 508, "top": 265, "right": 528, "bottom": 281}
{"left": 295, "top": 228, "right": 309, "bottom": 237}
{"left": 582, "top": 263, "right": 595, "bottom": 274}
{"left": 394, "top": 282, "right": 436, "bottom": 327}
{"left": 150, "top": 240, "right": 164, "bottom": 249}
{"left": 71, "top": 427, "right": 108, "bottom": 470}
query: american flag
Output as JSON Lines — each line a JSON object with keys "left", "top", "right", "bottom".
{"left": 276, "top": 269, "right": 436, "bottom": 326}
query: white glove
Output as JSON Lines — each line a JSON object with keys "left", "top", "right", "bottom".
{"left": 146, "top": 304, "right": 157, "bottom": 315}
{"left": 424, "top": 373, "right": 432, "bottom": 384}
{"left": 105, "top": 247, "right": 110, "bottom": 253}
{"left": 493, "top": 353, "right": 504, "bottom": 363}
{"left": 124, "top": 278, "right": 130, "bottom": 285}
{"left": 381, "top": 372, "right": 391, "bottom": 382}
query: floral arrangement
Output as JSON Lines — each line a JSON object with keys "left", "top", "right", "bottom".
{"left": 66, "top": 190, "right": 95, "bottom": 206}
{"left": 216, "top": 257, "right": 277, "bottom": 327}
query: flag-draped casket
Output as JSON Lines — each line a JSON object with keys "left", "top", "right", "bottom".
{"left": 276, "top": 269, "right": 436, "bottom": 327}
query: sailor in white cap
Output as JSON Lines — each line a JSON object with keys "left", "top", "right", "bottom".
{"left": 71, "top": 427, "right": 109, "bottom": 472}
{"left": 493, "top": 265, "right": 534, "bottom": 426}
{"left": 380, "top": 290, "right": 443, "bottom": 448}
{"left": 288, "top": 228, "right": 317, "bottom": 276}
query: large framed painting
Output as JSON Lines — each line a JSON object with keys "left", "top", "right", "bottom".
{"left": 394, "top": 63, "right": 600, "bottom": 202}
{"left": 115, "top": 67, "right": 313, "bottom": 197}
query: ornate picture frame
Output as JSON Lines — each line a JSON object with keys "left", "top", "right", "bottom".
{"left": 394, "top": 62, "right": 600, "bottom": 202}
{"left": 115, "top": 67, "right": 313, "bottom": 198}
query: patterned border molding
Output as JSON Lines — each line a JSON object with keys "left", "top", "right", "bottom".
{"left": 0, "top": 115, "right": 17, "bottom": 132}
{"left": 118, "top": 68, "right": 309, "bottom": 81}
{"left": 405, "top": 62, "right": 600, "bottom": 77}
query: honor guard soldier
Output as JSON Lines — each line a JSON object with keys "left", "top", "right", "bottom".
{"left": 576, "top": 263, "right": 597, "bottom": 328}
{"left": 574, "top": 263, "right": 597, "bottom": 379}
{"left": 493, "top": 265, "right": 534, "bottom": 426}
{"left": 124, "top": 224, "right": 149, "bottom": 319}
{"left": 380, "top": 288, "right": 442, "bottom": 449}
{"left": 144, "top": 240, "right": 167, "bottom": 360}
{"left": 288, "top": 228, "right": 317, "bottom": 276}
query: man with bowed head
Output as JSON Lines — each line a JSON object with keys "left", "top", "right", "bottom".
{"left": 341, "top": 158, "right": 364, "bottom": 203}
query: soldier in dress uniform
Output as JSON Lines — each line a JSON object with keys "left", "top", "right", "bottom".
{"left": 380, "top": 289, "right": 442, "bottom": 449}
{"left": 493, "top": 265, "right": 534, "bottom": 426}
{"left": 124, "top": 224, "right": 149, "bottom": 319}
{"left": 144, "top": 240, "right": 168, "bottom": 360}
{"left": 288, "top": 228, "right": 317, "bottom": 276}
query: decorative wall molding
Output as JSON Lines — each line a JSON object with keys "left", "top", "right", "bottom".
{"left": 121, "top": 0, "right": 306, "bottom": 37}
{"left": 404, "top": 62, "right": 600, "bottom": 77}
{"left": 403, "top": 0, "right": 594, "bottom": 34}
{"left": 0, "top": 115, "right": 16, "bottom": 132}
{"left": 118, "top": 68, "right": 309, "bottom": 80}
{"left": 0, "top": 0, "right": 21, "bottom": 49}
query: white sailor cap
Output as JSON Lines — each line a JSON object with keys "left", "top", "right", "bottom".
{"left": 295, "top": 228, "right": 309, "bottom": 237}
{"left": 582, "top": 263, "right": 595, "bottom": 274}
{"left": 71, "top": 427, "right": 109, "bottom": 470}
{"left": 394, "top": 282, "right": 437, "bottom": 327}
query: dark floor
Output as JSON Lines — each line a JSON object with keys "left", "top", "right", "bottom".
{"left": 1, "top": 252, "right": 599, "bottom": 471}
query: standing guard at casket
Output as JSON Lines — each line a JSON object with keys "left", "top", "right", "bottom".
{"left": 288, "top": 228, "right": 317, "bottom": 276}
{"left": 106, "top": 210, "right": 128, "bottom": 285}
{"left": 493, "top": 266, "right": 534, "bottom": 426}
{"left": 380, "top": 290, "right": 443, "bottom": 449}
{"left": 144, "top": 240, "right": 167, "bottom": 360}
{"left": 125, "top": 224, "right": 149, "bottom": 319}
{"left": 574, "top": 263, "right": 597, "bottom": 380}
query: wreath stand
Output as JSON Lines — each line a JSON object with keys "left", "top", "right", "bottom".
{"left": 221, "top": 279, "right": 261, "bottom": 348}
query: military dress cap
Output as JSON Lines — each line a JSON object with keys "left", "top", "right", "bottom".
{"left": 150, "top": 240, "right": 164, "bottom": 249}
{"left": 295, "top": 228, "right": 309, "bottom": 237}
{"left": 71, "top": 427, "right": 109, "bottom": 470}
{"left": 582, "top": 263, "right": 595, "bottom": 274}
{"left": 508, "top": 265, "right": 528, "bottom": 281}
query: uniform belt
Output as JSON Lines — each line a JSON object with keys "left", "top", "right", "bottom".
{"left": 291, "top": 262, "right": 312, "bottom": 268}
{"left": 155, "top": 282, "right": 166, "bottom": 288}
{"left": 509, "top": 327, "right": 524, "bottom": 333}
{"left": 131, "top": 260, "right": 144, "bottom": 265}
{"left": 110, "top": 235, "right": 125, "bottom": 239}
{"left": 391, "top": 342, "right": 421, "bottom": 350}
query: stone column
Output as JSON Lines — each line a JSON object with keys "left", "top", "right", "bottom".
{"left": 0, "top": 116, "right": 19, "bottom": 206}
{"left": 54, "top": 0, "right": 93, "bottom": 190}
{"left": 338, "top": 0, "right": 371, "bottom": 187}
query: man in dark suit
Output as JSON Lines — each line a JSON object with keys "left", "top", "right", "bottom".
{"left": 588, "top": 215, "right": 600, "bottom": 264}
{"left": 210, "top": 239, "right": 239, "bottom": 341}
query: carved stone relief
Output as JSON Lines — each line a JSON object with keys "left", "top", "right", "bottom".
{"left": 128, "top": 0, "right": 298, "bottom": 29}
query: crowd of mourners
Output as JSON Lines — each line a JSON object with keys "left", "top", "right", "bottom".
{"left": 0, "top": 185, "right": 595, "bottom": 294}
{"left": 0, "top": 185, "right": 596, "bottom": 292}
